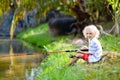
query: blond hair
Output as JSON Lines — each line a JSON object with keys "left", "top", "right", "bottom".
{"left": 83, "top": 25, "right": 100, "bottom": 38}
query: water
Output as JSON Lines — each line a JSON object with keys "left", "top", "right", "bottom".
{"left": 0, "top": 39, "right": 46, "bottom": 80}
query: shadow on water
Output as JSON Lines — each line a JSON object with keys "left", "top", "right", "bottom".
{"left": 0, "top": 39, "right": 47, "bottom": 80}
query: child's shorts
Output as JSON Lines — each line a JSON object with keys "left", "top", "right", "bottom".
{"left": 81, "top": 54, "right": 90, "bottom": 61}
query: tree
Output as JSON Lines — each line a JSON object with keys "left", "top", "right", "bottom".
{"left": 7, "top": 0, "right": 119, "bottom": 39}
{"left": 107, "top": 0, "right": 120, "bottom": 36}
{"left": 10, "top": 0, "right": 21, "bottom": 40}
{"left": 10, "top": 0, "right": 39, "bottom": 40}
{"left": 9, "top": 0, "right": 75, "bottom": 40}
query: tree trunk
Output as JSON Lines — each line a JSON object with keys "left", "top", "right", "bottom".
{"left": 109, "top": 19, "right": 120, "bottom": 36}
{"left": 69, "top": 0, "right": 92, "bottom": 36}
{"left": 10, "top": 0, "right": 22, "bottom": 40}
{"left": 114, "top": 21, "right": 120, "bottom": 36}
{"left": 97, "top": 25, "right": 111, "bottom": 36}
{"left": 78, "top": 0, "right": 86, "bottom": 11}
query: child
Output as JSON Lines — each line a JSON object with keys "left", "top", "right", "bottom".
{"left": 68, "top": 25, "right": 102, "bottom": 66}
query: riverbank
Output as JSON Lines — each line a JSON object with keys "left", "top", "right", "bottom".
{"left": 17, "top": 23, "right": 120, "bottom": 80}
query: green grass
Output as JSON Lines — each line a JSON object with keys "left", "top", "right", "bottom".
{"left": 17, "top": 23, "right": 120, "bottom": 80}
{"left": 100, "top": 36, "right": 120, "bottom": 52}
{"left": 17, "top": 24, "right": 53, "bottom": 47}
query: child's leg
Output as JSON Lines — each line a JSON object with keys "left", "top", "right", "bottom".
{"left": 68, "top": 53, "right": 83, "bottom": 66}
{"left": 68, "top": 53, "right": 90, "bottom": 66}
{"left": 68, "top": 57, "right": 79, "bottom": 66}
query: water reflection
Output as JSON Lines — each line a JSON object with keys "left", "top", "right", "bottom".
{"left": 0, "top": 39, "right": 46, "bottom": 80}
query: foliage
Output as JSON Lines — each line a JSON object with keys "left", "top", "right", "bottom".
{"left": 1, "top": 0, "right": 117, "bottom": 39}
{"left": 107, "top": 0, "right": 120, "bottom": 21}
{"left": 0, "top": 0, "right": 110, "bottom": 22}
{"left": 18, "top": 39, "right": 46, "bottom": 52}
{"left": 9, "top": 0, "right": 77, "bottom": 40}
{"left": 86, "top": 0, "right": 106, "bottom": 21}
{"left": 17, "top": 23, "right": 53, "bottom": 47}
{"left": 100, "top": 36, "right": 120, "bottom": 52}
{"left": 106, "top": 0, "right": 120, "bottom": 36}
{"left": 0, "top": 0, "right": 10, "bottom": 12}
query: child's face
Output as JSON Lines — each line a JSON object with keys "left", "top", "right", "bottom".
{"left": 85, "top": 28, "right": 96, "bottom": 40}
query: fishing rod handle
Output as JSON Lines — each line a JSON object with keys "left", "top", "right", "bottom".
{"left": 66, "top": 49, "right": 88, "bottom": 52}
{"left": 65, "top": 50, "right": 78, "bottom": 52}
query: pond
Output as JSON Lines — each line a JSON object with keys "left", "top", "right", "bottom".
{"left": 0, "top": 39, "right": 46, "bottom": 80}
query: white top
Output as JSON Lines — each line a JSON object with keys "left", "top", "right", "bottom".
{"left": 88, "top": 38, "right": 102, "bottom": 62}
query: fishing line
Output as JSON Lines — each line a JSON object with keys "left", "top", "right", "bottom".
{"left": 0, "top": 49, "right": 88, "bottom": 58}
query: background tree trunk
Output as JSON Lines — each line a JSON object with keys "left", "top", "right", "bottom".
{"left": 109, "top": 20, "right": 120, "bottom": 36}
{"left": 10, "top": 0, "right": 21, "bottom": 40}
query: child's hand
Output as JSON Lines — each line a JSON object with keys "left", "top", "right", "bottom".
{"left": 81, "top": 46, "right": 88, "bottom": 50}
{"left": 77, "top": 50, "right": 83, "bottom": 53}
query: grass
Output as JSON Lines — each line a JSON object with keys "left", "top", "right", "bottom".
{"left": 17, "top": 23, "right": 120, "bottom": 80}
{"left": 17, "top": 24, "right": 53, "bottom": 47}
{"left": 100, "top": 36, "right": 120, "bottom": 52}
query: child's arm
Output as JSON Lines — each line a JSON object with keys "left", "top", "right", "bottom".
{"left": 77, "top": 49, "right": 92, "bottom": 55}
{"left": 77, "top": 50, "right": 89, "bottom": 54}
{"left": 81, "top": 46, "right": 88, "bottom": 50}
{"left": 80, "top": 46, "right": 88, "bottom": 51}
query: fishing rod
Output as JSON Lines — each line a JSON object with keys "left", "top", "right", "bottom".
{"left": 0, "top": 49, "right": 88, "bottom": 58}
